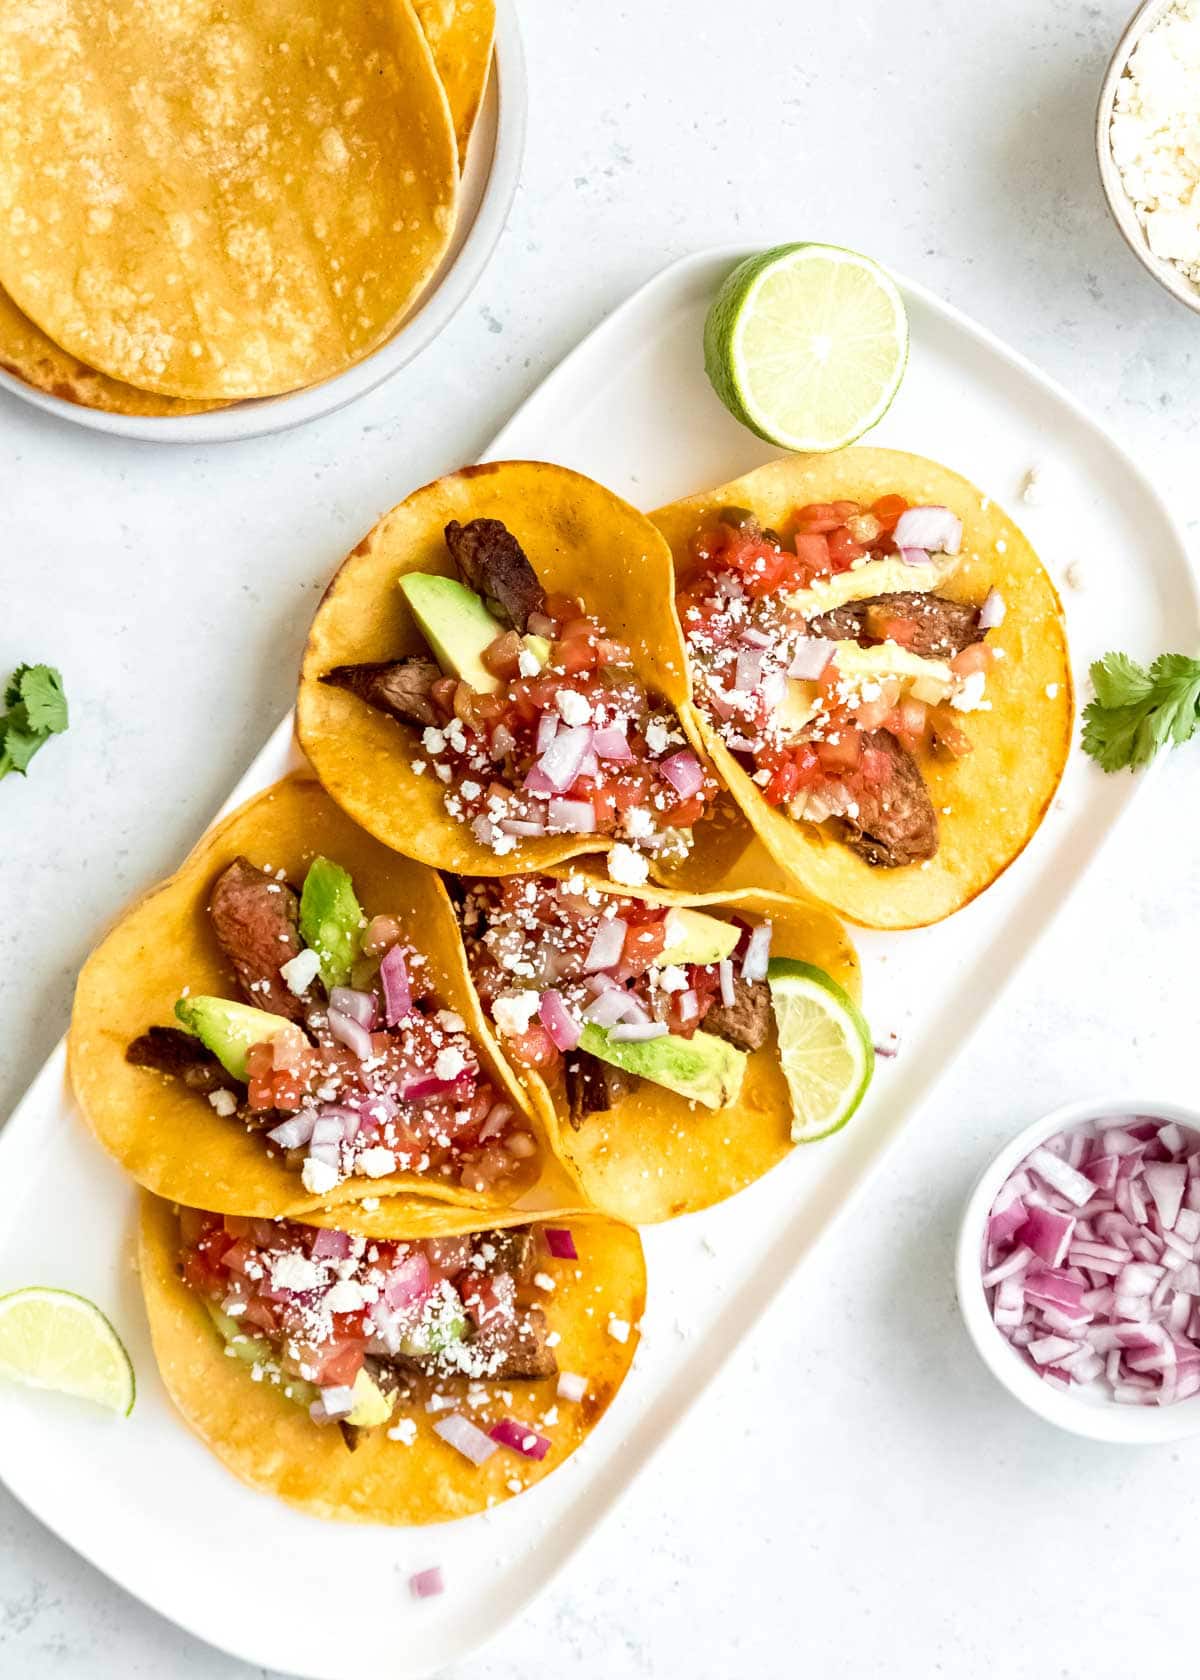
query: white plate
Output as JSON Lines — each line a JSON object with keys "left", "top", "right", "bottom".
{"left": 0, "top": 249, "right": 1195, "bottom": 1679}
{"left": 0, "top": 2, "right": 527, "bottom": 444}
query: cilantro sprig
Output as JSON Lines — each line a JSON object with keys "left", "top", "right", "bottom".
{"left": 1082, "top": 651, "right": 1200, "bottom": 772}
{"left": 0, "top": 663, "right": 69, "bottom": 781}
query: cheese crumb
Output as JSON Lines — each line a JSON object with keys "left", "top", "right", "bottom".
{"left": 607, "top": 842, "right": 650, "bottom": 887}
{"left": 300, "top": 1158, "right": 339, "bottom": 1195}
{"left": 280, "top": 947, "right": 322, "bottom": 996}
{"left": 435, "top": 1046, "right": 467, "bottom": 1081}
{"left": 387, "top": 1418, "right": 418, "bottom": 1444}
{"left": 607, "top": 1316, "right": 631, "bottom": 1344}
{"left": 555, "top": 689, "right": 592, "bottom": 727}
{"left": 491, "top": 990, "right": 540, "bottom": 1038}
{"left": 207, "top": 1088, "right": 238, "bottom": 1117}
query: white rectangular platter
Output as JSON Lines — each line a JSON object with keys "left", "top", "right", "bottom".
{"left": 0, "top": 248, "right": 1194, "bottom": 1679}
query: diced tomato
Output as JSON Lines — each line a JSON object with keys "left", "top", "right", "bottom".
{"left": 459, "top": 1271, "right": 515, "bottom": 1329}
{"left": 559, "top": 617, "right": 594, "bottom": 643}
{"left": 951, "top": 643, "right": 995, "bottom": 678}
{"left": 930, "top": 707, "right": 974, "bottom": 758}
{"left": 246, "top": 1041, "right": 308, "bottom": 1114}
{"left": 431, "top": 675, "right": 459, "bottom": 716}
{"left": 886, "top": 696, "right": 929, "bottom": 751}
{"left": 594, "top": 638, "right": 628, "bottom": 666}
{"left": 659, "top": 792, "right": 706, "bottom": 828}
{"left": 875, "top": 615, "right": 918, "bottom": 647}
{"left": 506, "top": 1022, "right": 560, "bottom": 1073}
{"left": 790, "top": 532, "right": 832, "bottom": 580}
{"left": 815, "top": 731, "right": 863, "bottom": 773}
{"left": 764, "top": 758, "right": 802, "bottom": 806}
{"left": 482, "top": 631, "right": 522, "bottom": 679}
{"left": 621, "top": 921, "right": 667, "bottom": 976}
{"left": 589, "top": 781, "right": 619, "bottom": 829}
{"left": 853, "top": 694, "right": 893, "bottom": 732}
{"left": 302, "top": 1339, "right": 365, "bottom": 1388}
{"left": 760, "top": 742, "right": 821, "bottom": 807}
{"left": 542, "top": 591, "right": 581, "bottom": 627}
{"left": 845, "top": 512, "right": 883, "bottom": 544}
{"left": 870, "top": 494, "right": 909, "bottom": 532}
{"left": 826, "top": 527, "right": 866, "bottom": 571}
{"left": 556, "top": 637, "right": 598, "bottom": 675}
{"left": 795, "top": 501, "right": 860, "bottom": 534}
{"left": 240, "top": 1297, "right": 278, "bottom": 1334}
{"left": 220, "top": 1238, "right": 257, "bottom": 1276}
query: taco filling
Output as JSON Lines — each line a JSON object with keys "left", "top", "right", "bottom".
{"left": 459, "top": 872, "right": 774, "bottom": 1125}
{"left": 176, "top": 1210, "right": 571, "bottom": 1451}
{"left": 675, "top": 497, "right": 1000, "bottom": 867}
{"left": 126, "top": 853, "right": 536, "bottom": 1200}
{"left": 320, "top": 515, "right": 718, "bottom": 875}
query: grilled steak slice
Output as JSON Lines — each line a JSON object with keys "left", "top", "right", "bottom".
{"left": 477, "top": 1302, "right": 558, "bottom": 1380}
{"left": 702, "top": 975, "right": 771, "bottom": 1053}
{"left": 444, "top": 517, "right": 546, "bottom": 632}
{"left": 487, "top": 1228, "right": 539, "bottom": 1286}
{"left": 809, "top": 592, "right": 982, "bottom": 661}
{"left": 833, "top": 730, "right": 938, "bottom": 868}
{"left": 564, "top": 1049, "right": 638, "bottom": 1129}
{"left": 209, "top": 858, "right": 307, "bottom": 1021}
{"left": 320, "top": 657, "right": 441, "bottom": 727}
{"left": 338, "top": 1421, "right": 361, "bottom": 1453}
{"left": 125, "top": 1025, "right": 234, "bottom": 1095}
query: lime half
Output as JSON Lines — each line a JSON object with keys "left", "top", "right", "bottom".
{"left": 767, "top": 958, "right": 874, "bottom": 1143}
{"left": 704, "top": 243, "right": 908, "bottom": 451}
{"left": 0, "top": 1288, "right": 135, "bottom": 1416}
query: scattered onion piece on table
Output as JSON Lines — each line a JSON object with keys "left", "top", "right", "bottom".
{"left": 983, "top": 1117, "right": 1200, "bottom": 1405}
{"left": 410, "top": 1566, "right": 444, "bottom": 1600}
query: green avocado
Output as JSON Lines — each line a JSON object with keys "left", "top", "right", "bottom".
{"left": 174, "top": 995, "right": 296, "bottom": 1081}
{"left": 579, "top": 1024, "right": 746, "bottom": 1110}
{"left": 299, "top": 857, "right": 364, "bottom": 991}
{"left": 520, "top": 632, "right": 552, "bottom": 671}
{"left": 399, "top": 573, "right": 506, "bottom": 695}
{"left": 655, "top": 907, "right": 740, "bottom": 969}
{"left": 204, "top": 1304, "right": 390, "bottom": 1425}
{"left": 399, "top": 1300, "right": 469, "bottom": 1361}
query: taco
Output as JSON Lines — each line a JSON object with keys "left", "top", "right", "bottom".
{"left": 296, "top": 461, "right": 726, "bottom": 891}
{"left": 453, "top": 868, "right": 864, "bottom": 1223}
{"left": 69, "top": 775, "right": 580, "bottom": 1227}
{"left": 656, "top": 449, "right": 1073, "bottom": 929}
{"left": 140, "top": 1195, "right": 644, "bottom": 1523}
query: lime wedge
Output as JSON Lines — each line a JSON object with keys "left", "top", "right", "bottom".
{"left": 0, "top": 1287, "right": 135, "bottom": 1416}
{"left": 704, "top": 243, "right": 908, "bottom": 451}
{"left": 767, "top": 958, "right": 874, "bottom": 1143}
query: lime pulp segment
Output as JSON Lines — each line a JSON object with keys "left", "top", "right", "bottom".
{"left": 766, "top": 958, "right": 874, "bottom": 1143}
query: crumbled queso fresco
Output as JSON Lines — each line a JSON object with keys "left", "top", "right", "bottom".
{"left": 1111, "top": 0, "right": 1200, "bottom": 285}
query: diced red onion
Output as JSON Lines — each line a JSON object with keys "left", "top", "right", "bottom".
{"left": 577, "top": 750, "right": 600, "bottom": 779}
{"left": 740, "top": 626, "right": 772, "bottom": 648}
{"left": 583, "top": 918, "right": 628, "bottom": 973}
{"left": 718, "top": 958, "right": 736, "bottom": 1008}
{"left": 384, "top": 1251, "right": 431, "bottom": 1308}
{"left": 677, "top": 988, "right": 699, "bottom": 1024}
{"left": 311, "top": 1227, "right": 352, "bottom": 1260}
{"left": 983, "top": 1114, "right": 1200, "bottom": 1406}
{"left": 582, "top": 987, "right": 637, "bottom": 1028}
{"left": 741, "top": 922, "right": 772, "bottom": 983}
{"left": 328, "top": 1007, "right": 372, "bottom": 1062}
{"left": 546, "top": 798, "right": 597, "bottom": 833}
{"left": 310, "top": 1114, "right": 347, "bottom": 1148}
{"left": 433, "top": 1413, "right": 497, "bottom": 1465}
{"left": 733, "top": 647, "right": 763, "bottom": 693}
{"left": 535, "top": 712, "right": 559, "bottom": 754}
{"left": 898, "top": 547, "right": 933, "bottom": 566}
{"left": 608, "top": 1021, "right": 668, "bottom": 1042}
{"left": 539, "top": 989, "right": 581, "bottom": 1052}
{"left": 787, "top": 638, "right": 835, "bottom": 680}
{"left": 379, "top": 944, "right": 412, "bottom": 1026}
{"left": 544, "top": 1227, "right": 578, "bottom": 1260}
{"left": 329, "top": 987, "right": 377, "bottom": 1030}
{"left": 527, "top": 611, "right": 555, "bottom": 638}
{"left": 660, "top": 750, "right": 704, "bottom": 800}
{"left": 306, "top": 1140, "right": 341, "bottom": 1170}
{"left": 894, "top": 505, "right": 962, "bottom": 555}
{"left": 410, "top": 1567, "right": 444, "bottom": 1600}
{"left": 978, "top": 588, "right": 1006, "bottom": 630}
{"left": 534, "top": 724, "right": 594, "bottom": 793}
{"left": 593, "top": 726, "right": 632, "bottom": 761}
{"left": 523, "top": 763, "right": 558, "bottom": 796}
{"left": 267, "top": 1112, "right": 316, "bottom": 1149}
{"left": 499, "top": 818, "right": 549, "bottom": 838}
{"left": 489, "top": 1418, "right": 551, "bottom": 1461}
{"left": 556, "top": 1371, "right": 587, "bottom": 1402}
{"left": 310, "top": 1385, "right": 356, "bottom": 1423}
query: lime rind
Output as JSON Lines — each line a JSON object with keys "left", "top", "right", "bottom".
{"left": 766, "top": 957, "right": 875, "bottom": 1144}
{"left": 0, "top": 1286, "right": 135, "bottom": 1416}
{"left": 704, "top": 242, "right": 909, "bottom": 452}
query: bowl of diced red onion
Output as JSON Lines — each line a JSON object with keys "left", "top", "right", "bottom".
{"left": 956, "top": 1098, "right": 1200, "bottom": 1442}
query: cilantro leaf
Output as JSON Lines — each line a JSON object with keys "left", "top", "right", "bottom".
{"left": 1082, "top": 651, "right": 1200, "bottom": 773}
{"left": 16, "top": 664, "right": 68, "bottom": 734}
{"left": 0, "top": 661, "right": 69, "bottom": 782}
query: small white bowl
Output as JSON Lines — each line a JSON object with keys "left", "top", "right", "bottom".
{"left": 1096, "top": 0, "right": 1200, "bottom": 318}
{"left": 956, "top": 1095, "right": 1200, "bottom": 1444}
{"left": 0, "top": 0, "right": 526, "bottom": 443}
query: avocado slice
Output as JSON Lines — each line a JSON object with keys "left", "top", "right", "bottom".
{"left": 399, "top": 1300, "right": 469, "bottom": 1361}
{"left": 174, "top": 995, "right": 296, "bottom": 1081}
{"left": 299, "top": 857, "right": 364, "bottom": 991}
{"left": 655, "top": 907, "right": 740, "bottom": 969}
{"left": 784, "top": 552, "right": 958, "bottom": 617}
{"left": 204, "top": 1303, "right": 390, "bottom": 1425}
{"left": 521, "top": 633, "right": 551, "bottom": 670}
{"left": 399, "top": 573, "right": 506, "bottom": 695}
{"left": 579, "top": 1024, "right": 746, "bottom": 1110}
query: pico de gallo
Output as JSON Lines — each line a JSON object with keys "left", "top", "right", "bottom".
{"left": 127, "top": 853, "right": 538, "bottom": 1199}
{"left": 675, "top": 497, "right": 1004, "bottom": 867}
{"left": 321, "top": 516, "right": 717, "bottom": 883}
{"left": 461, "top": 873, "right": 774, "bottom": 1124}
{"left": 178, "top": 1208, "right": 578, "bottom": 1453}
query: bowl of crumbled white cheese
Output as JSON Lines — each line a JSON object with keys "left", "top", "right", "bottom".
{"left": 1100, "top": 0, "right": 1200, "bottom": 314}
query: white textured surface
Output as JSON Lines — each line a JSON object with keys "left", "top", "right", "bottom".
{"left": 1, "top": 1, "right": 1199, "bottom": 1676}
